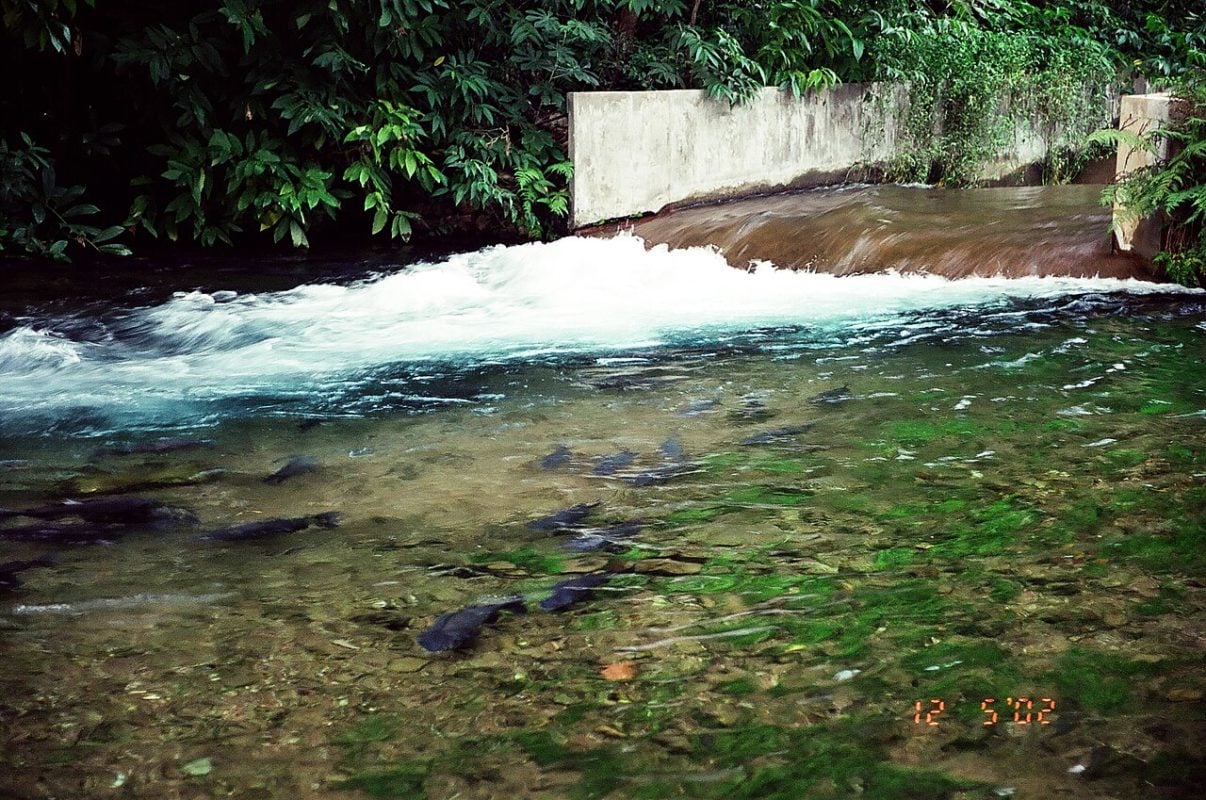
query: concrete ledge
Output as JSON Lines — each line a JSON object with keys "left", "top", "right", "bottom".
{"left": 568, "top": 84, "right": 1112, "bottom": 228}
{"left": 1113, "top": 92, "right": 1186, "bottom": 259}
{"left": 569, "top": 84, "right": 907, "bottom": 228}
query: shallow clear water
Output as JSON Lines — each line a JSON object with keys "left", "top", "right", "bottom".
{"left": 1, "top": 229, "right": 1204, "bottom": 800}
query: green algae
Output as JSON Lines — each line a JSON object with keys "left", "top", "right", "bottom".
{"left": 1049, "top": 648, "right": 1162, "bottom": 714}
{"left": 717, "top": 677, "right": 759, "bottom": 696}
{"left": 721, "top": 485, "right": 813, "bottom": 507}
{"left": 469, "top": 547, "right": 565, "bottom": 575}
{"left": 747, "top": 457, "right": 810, "bottom": 475}
{"left": 513, "top": 731, "right": 626, "bottom": 799}
{"left": 663, "top": 505, "right": 726, "bottom": 525}
{"left": 872, "top": 548, "right": 914, "bottom": 570}
{"left": 336, "top": 765, "right": 428, "bottom": 799}
{"left": 1102, "top": 448, "right": 1146, "bottom": 469}
{"left": 669, "top": 721, "right": 978, "bottom": 800}
{"left": 925, "top": 498, "right": 1038, "bottom": 558}
{"left": 988, "top": 578, "right": 1022, "bottom": 603}
{"left": 1102, "top": 513, "right": 1205, "bottom": 574}
{"left": 570, "top": 610, "right": 621, "bottom": 631}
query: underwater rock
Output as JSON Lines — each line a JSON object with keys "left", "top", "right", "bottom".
{"left": 350, "top": 611, "right": 412, "bottom": 631}
{"left": 634, "top": 558, "right": 703, "bottom": 576}
{"left": 417, "top": 596, "right": 526, "bottom": 652}
{"left": 200, "top": 511, "right": 341, "bottom": 541}
{"left": 263, "top": 455, "right": 318, "bottom": 485}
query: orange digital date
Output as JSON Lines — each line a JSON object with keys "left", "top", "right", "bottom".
{"left": 912, "top": 697, "right": 1056, "bottom": 726}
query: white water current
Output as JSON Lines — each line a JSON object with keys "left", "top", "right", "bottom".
{"left": 0, "top": 235, "right": 1199, "bottom": 433}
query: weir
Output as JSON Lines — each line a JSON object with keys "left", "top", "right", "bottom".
{"left": 619, "top": 184, "right": 1153, "bottom": 280}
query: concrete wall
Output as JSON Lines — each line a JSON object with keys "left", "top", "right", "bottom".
{"left": 1113, "top": 93, "right": 1183, "bottom": 260}
{"left": 569, "top": 83, "right": 907, "bottom": 228}
{"left": 568, "top": 84, "right": 1107, "bottom": 228}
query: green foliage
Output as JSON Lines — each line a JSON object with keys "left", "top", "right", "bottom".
{"left": 1100, "top": 75, "right": 1206, "bottom": 286}
{"left": 0, "top": 133, "right": 130, "bottom": 261}
{"left": 875, "top": 2, "right": 1119, "bottom": 185}
{"left": 1050, "top": 647, "right": 1161, "bottom": 714}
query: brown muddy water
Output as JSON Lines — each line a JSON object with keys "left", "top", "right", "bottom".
{"left": 0, "top": 188, "right": 1203, "bottom": 800}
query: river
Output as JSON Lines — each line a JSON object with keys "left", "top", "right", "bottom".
{"left": 1, "top": 185, "right": 1203, "bottom": 800}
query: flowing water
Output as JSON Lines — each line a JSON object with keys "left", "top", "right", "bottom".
{"left": 624, "top": 184, "right": 1152, "bottom": 280}
{"left": 1, "top": 187, "right": 1203, "bottom": 800}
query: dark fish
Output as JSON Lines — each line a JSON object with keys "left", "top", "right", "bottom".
{"left": 263, "top": 455, "right": 318, "bottom": 485}
{"left": 297, "top": 418, "right": 324, "bottom": 432}
{"left": 527, "top": 502, "right": 600, "bottom": 532}
{"left": 0, "top": 497, "right": 186, "bottom": 525}
{"left": 94, "top": 438, "right": 214, "bottom": 457}
{"left": 539, "top": 572, "right": 612, "bottom": 612}
{"left": 740, "top": 424, "right": 815, "bottom": 446}
{"left": 809, "top": 385, "right": 853, "bottom": 405}
{"left": 417, "top": 596, "right": 526, "bottom": 652}
{"left": 0, "top": 521, "right": 125, "bottom": 544}
{"left": 659, "top": 435, "right": 686, "bottom": 462}
{"left": 539, "top": 445, "right": 573, "bottom": 470}
{"left": 201, "top": 511, "right": 341, "bottom": 542}
{"left": 729, "top": 391, "right": 775, "bottom": 422}
{"left": 592, "top": 450, "right": 637, "bottom": 476}
{"left": 622, "top": 462, "right": 699, "bottom": 486}
{"left": 564, "top": 521, "right": 644, "bottom": 553}
{"left": 0, "top": 553, "right": 57, "bottom": 591}
{"left": 677, "top": 399, "right": 718, "bottom": 417}
{"left": 587, "top": 374, "right": 667, "bottom": 391}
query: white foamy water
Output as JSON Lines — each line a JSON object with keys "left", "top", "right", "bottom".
{"left": 0, "top": 235, "right": 1198, "bottom": 433}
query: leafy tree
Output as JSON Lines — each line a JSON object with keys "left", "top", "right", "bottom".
{"left": 0, "top": 1, "right": 1201, "bottom": 261}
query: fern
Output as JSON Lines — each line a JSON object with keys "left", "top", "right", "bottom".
{"left": 1104, "top": 77, "right": 1206, "bottom": 286}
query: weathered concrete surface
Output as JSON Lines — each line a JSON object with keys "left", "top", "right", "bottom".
{"left": 569, "top": 84, "right": 1112, "bottom": 228}
{"left": 1113, "top": 93, "right": 1185, "bottom": 260}
{"left": 569, "top": 84, "right": 907, "bottom": 228}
